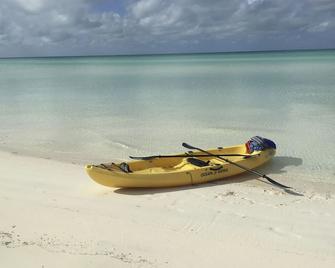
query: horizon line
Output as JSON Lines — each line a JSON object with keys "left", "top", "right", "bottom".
{"left": 1, "top": 47, "right": 334, "bottom": 60}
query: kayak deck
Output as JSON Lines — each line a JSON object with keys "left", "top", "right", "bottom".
{"left": 103, "top": 157, "right": 226, "bottom": 174}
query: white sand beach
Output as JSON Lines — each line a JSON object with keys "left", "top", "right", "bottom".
{"left": 1, "top": 150, "right": 334, "bottom": 267}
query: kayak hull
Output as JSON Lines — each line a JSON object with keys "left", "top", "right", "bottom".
{"left": 85, "top": 144, "right": 275, "bottom": 188}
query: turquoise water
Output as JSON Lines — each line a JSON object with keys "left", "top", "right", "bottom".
{"left": 0, "top": 50, "right": 335, "bottom": 183}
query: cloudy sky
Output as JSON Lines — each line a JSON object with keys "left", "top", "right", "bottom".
{"left": 0, "top": 0, "right": 334, "bottom": 57}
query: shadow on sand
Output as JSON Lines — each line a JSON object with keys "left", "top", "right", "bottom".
{"left": 114, "top": 156, "right": 303, "bottom": 196}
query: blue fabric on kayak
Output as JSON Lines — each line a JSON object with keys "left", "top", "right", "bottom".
{"left": 246, "top": 136, "right": 276, "bottom": 153}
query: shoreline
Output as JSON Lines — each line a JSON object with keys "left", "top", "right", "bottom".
{"left": 1, "top": 146, "right": 334, "bottom": 195}
{"left": 1, "top": 150, "right": 334, "bottom": 267}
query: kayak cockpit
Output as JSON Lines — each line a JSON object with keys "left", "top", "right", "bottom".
{"left": 96, "top": 154, "right": 248, "bottom": 175}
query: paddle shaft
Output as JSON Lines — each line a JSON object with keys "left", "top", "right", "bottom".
{"left": 129, "top": 153, "right": 255, "bottom": 160}
{"left": 182, "top": 143, "right": 291, "bottom": 189}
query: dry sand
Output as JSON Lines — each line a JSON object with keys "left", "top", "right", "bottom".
{"left": 0, "top": 150, "right": 334, "bottom": 267}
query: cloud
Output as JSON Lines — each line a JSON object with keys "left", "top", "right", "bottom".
{"left": 132, "top": 0, "right": 162, "bottom": 18}
{"left": 14, "top": 0, "right": 46, "bottom": 13}
{"left": 0, "top": 0, "right": 334, "bottom": 56}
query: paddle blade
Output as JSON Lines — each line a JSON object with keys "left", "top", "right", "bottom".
{"left": 182, "top": 142, "right": 195, "bottom": 150}
{"left": 263, "top": 175, "right": 291, "bottom": 189}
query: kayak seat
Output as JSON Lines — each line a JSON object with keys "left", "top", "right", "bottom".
{"left": 119, "top": 162, "right": 132, "bottom": 173}
{"left": 187, "top": 157, "right": 209, "bottom": 167}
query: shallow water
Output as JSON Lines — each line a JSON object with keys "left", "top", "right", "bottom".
{"left": 0, "top": 50, "right": 334, "bottom": 183}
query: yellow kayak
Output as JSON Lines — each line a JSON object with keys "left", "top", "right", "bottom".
{"left": 85, "top": 137, "right": 277, "bottom": 188}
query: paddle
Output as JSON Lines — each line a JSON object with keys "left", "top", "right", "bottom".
{"left": 129, "top": 153, "right": 256, "bottom": 160}
{"left": 182, "top": 142, "right": 291, "bottom": 189}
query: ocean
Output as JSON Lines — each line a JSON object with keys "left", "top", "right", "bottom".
{"left": 0, "top": 50, "right": 334, "bottom": 184}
